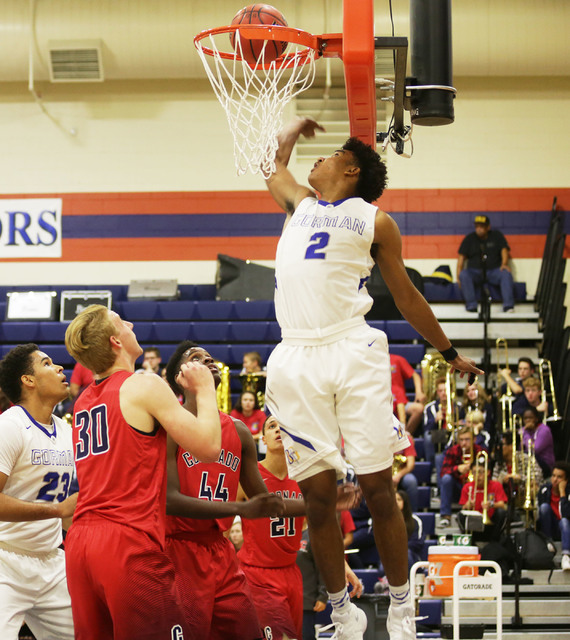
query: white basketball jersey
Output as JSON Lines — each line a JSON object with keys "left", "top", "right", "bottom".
{"left": 0, "top": 406, "right": 74, "bottom": 553}
{"left": 275, "top": 196, "right": 377, "bottom": 332}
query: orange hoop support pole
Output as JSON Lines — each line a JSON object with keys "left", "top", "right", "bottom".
{"left": 342, "top": 0, "right": 377, "bottom": 148}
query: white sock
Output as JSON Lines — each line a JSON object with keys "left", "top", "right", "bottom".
{"left": 328, "top": 587, "right": 351, "bottom": 616}
{"left": 389, "top": 581, "right": 411, "bottom": 607}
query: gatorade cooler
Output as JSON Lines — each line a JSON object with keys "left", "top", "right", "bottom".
{"left": 426, "top": 545, "right": 480, "bottom": 596}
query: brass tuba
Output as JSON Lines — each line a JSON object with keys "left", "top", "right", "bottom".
{"left": 216, "top": 361, "right": 231, "bottom": 413}
{"left": 421, "top": 352, "right": 448, "bottom": 402}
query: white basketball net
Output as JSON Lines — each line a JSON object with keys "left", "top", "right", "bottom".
{"left": 195, "top": 31, "right": 317, "bottom": 178}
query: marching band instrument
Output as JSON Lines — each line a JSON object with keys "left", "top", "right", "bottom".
{"left": 539, "top": 358, "right": 561, "bottom": 423}
{"left": 476, "top": 450, "right": 493, "bottom": 526}
{"left": 523, "top": 440, "right": 537, "bottom": 527}
{"left": 496, "top": 338, "right": 513, "bottom": 433}
{"left": 392, "top": 454, "right": 408, "bottom": 476}
{"left": 421, "top": 352, "right": 448, "bottom": 402}
{"left": 496, "top": 338, "right": 511, "bottom": 397}
{"left": 240, "top": 372, "right": 265, "bottom": 409}
{"left": 216, "top": 361, "right": 231, "bottom": 413}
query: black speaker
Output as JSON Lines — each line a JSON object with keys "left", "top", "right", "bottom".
{"left": 216, "top": 254, "right": 275, "bottom": 301}
{"left": 365, "top": 265, "right": 424, "bottom": 321}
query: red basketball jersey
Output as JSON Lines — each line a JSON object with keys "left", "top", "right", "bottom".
{"left": 72, "top": 370, "right": 168, "bottom": 545}
{"left": 166, "top": 412, "right": 242, "bottom": 536}
{"left": 239, "top": 463, "right": 304, "bottom": 568}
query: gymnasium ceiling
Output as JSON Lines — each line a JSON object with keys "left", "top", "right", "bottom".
{"left": 0, "top": 0, "right": 568, "bottom": 84}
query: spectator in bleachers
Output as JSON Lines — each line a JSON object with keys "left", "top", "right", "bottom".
{"left": 346, "top": 498, "right": 378, "bottom": 569}
{"left": 422, "top": 377, "right": 448, "bottom": 469}
{"left": 228, "top": 518, "right": 244, "bottom": 552}
{"left": 499, "top": 357, "right": 535, "bottom": 413}
{"left": 492, "top": 430, "right": 543, "bottom": 508}
{"left": 464, "top": 410, "right": 491, "bottom": 452}
{"left": 339, "top": 510, "right": 355, "bottom": 550}
{"left": 136, "top": 346, "right": 163, "bottom": 376}
{"left": 439, "top": 426, "right": 484, "bottom": 528}
{"left": 69, "top": 361, "right": 94, "bottom": 400}
{"left": 458, "top": 458, "right": 508, "bottom": 541}
{"left": 458, "top": 382, "right": 495, "bottom": 438}
{"left": 390, "top": 353, "right": 426, "bottom": 435}
{"left": 457, "top": 214, "right": 515, "bottom": 313}
{"left": 392, "top": 435, "right": 419, "bottom": 513}
{"left": 230, "top": 391, "right": 267, "bottom": 453}
{"left": 537, "top": 461, "right": 570, "bottom": 571}
{"left": 522, "top": 406, "right": 555, "bottom": 477}
{"left": 514, "top": 376, "right": 550, "bottom": 417}
{"left": 240, "top": 351, "right": 267, "bottom": 377}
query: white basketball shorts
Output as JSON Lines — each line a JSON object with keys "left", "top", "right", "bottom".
{"left": 265, "top": 323, "right": 409, "bottom": 482}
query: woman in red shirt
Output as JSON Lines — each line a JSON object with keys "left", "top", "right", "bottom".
{"left": 230, "top": 391, "right": 267, "bottom": 448}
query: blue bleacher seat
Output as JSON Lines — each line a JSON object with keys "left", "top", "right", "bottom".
{"left": 190, "top": 322, "right": 230, "bottom": 343}
{"left": 228, "top": 321, "right": 270, "bottom": 342}
{"left": 132, "top": 322, "right": 155, "bottom": 343}
{"left": 353, "top": 568, "right": 381, "bottom": 594}
{"left": 414, "top": 437, "right": 425, "bottom": 460}
{"left": 38, "top": 322, "right": 67, "bottom": 342}
{"left": 412, "top": 461, "right": 432, "bottom": 485}
{"left": 385, "top": 320, "right": 421, "bottom": 341}
{"left": 389, "top": 344, "right": 425, "bottom": 365}
{"left": 153, "top": 322, "right": 191, "bottom": 343}
{"left": 193, "top": 301, "right": 235, "bottom": 321}
{"left": 417, "top": 486, "right": 431, "bottom": 510}
{"left": 0, "top": 322, "right": 40, "bottom": 342}
{"left": 157, "top": 301, "right": 196, "bottom": 321}
{"left": 119, "top": 300, "right": 160, "bottom": 321}
{"left": 415, "top": 512, "right": 435, "bottom": 536}
{"left": 266, "top": 321, "right": 282, "bottom": 341}
{"left": 233, "top": 300, "right": 275, "bottom": 320}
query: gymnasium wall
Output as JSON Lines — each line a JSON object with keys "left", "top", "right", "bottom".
{"left": 0, "top": 75, "right": 568, "bottom": 298}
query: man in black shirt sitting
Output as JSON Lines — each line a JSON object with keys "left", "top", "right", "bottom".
{"left": 456, "top": 214, "right": 515, "bottom": 313}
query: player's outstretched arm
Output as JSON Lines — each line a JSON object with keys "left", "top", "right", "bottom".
{"left": 0, "top": 472, "right": 76, "bottom": 522}
{"left": 123, "top": 365, "right": 221, "bottom": 463}
{"left": 373, "top": 211, "right": 483, "bottom": 378}
{"left": 265, "top": 117, "right": 322, "bottom": 215}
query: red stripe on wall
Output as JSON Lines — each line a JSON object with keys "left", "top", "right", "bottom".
{"left": 0, "top": 237, "right": 281, "bottom": 262}
{"left": 0, "top": 188, "right": 567, "bottom": 215}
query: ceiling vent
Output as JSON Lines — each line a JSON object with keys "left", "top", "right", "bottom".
{"left": 48, "top": 40, "right": 104, "bottom": 82}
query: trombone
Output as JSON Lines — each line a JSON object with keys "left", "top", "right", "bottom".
{"left": 474, "top": 451, "right": 493, "bottom": 526}
{"left": 522, "top": 440, "right": 538, "bottom": 527}
{"left": 496, "top": 339, "right": 514, "bottom": 434}
{"left": 538, "top": 358, "right": 561, "bottom": 423}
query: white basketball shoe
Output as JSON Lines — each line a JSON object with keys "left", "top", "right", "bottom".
{"left": 329, "top": 603, "right": 368, "bottom": 639}
{"left": 386, "top": 603, "right": 417, "bottom": 640}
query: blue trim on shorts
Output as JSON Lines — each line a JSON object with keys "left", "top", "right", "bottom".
{"left": 279, "top": 425, "right": 317, "bottom": 452}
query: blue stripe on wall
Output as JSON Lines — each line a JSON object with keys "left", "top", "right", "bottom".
{"left": 62, "top": 210, "right": 552, "bottom": 239}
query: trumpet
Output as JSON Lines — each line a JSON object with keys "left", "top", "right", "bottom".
{"left": 538, "top": 358, "right": 561, "bottom": 423}
{"left": 216, "top": 361, "right": 231, "bottom": 413}
{"left": 474, "top": 451, "right": 493, "bottom": 526}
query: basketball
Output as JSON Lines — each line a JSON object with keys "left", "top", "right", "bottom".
{"left": 230, "top": 4, "right": 288, "bottom": 66}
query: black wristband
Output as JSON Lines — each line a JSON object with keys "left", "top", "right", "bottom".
{"left": 441, "top": 345, "right": 458, "bottom": 362}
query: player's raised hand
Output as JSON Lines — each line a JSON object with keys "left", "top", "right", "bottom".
{"left": 176, "top": 361, "right": 215, "bottom": 394}
{"left": 448, "top": 354, "right": 484, "bottom": 383}
{"left": 335, "top": 482, "right": 362, "bottom": 511}
{"left": 240, "top": 493, "right": 285, "bottom": 519}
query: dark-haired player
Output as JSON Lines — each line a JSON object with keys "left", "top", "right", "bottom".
{"left": 0, "top": 344, "right": 76, "bottom": 639}
{"left": 263, "top": 116, "right": 482, "bottom": 640}
{"left": 164, "top": 341, "right": 285, "bottom": 640}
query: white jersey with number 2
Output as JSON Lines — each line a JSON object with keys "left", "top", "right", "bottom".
{"left": 275, "top": 196, "right": 377, "bottom": 334}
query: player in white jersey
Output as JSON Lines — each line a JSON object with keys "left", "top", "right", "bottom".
{"left": 264, "top": 117, "right": 483, "bottom": 640}
{"left": 0, "top": 343, "right": 76, "bottom": 640}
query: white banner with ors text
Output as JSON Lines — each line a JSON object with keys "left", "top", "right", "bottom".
{"left": 0, "top": 199, "right": 62, "bottom": 258}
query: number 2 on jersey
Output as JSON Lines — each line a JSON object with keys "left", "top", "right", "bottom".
{"left": 304, "top": 232, "right": 330, "bottom": 260}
